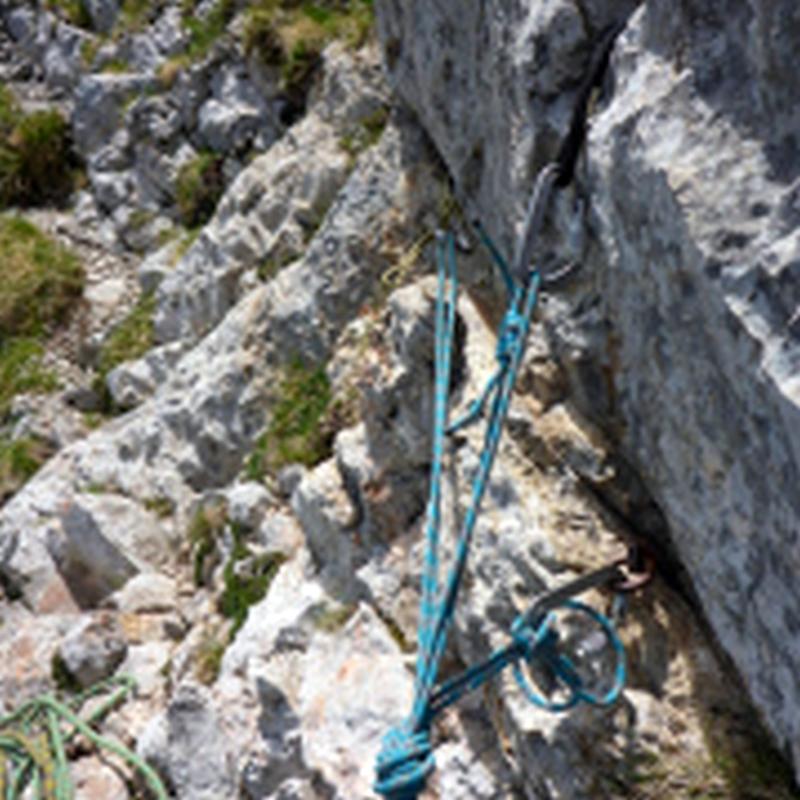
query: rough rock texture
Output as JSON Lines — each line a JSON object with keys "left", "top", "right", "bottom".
{"left": 1, "top": 1, "right": 799, "bottom": 798}
{"left": 377, "top": 0, "right": 800, "bottom": 781}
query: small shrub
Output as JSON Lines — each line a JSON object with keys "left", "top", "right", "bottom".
{"left": 174, "top": 152, "right": 225, "bottom": 227}
{"left": 246, "top": 359, "right": 333, "bottom": 481}
{"left": 0, "top": 216, "right": 85, "bottom": 341}
{"left": 0, "top": 100, "right": 76, "bottom": 208}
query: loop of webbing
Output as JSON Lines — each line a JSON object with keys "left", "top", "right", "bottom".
{"left": 375, "top": 21, "right": 634, "bottom": 779}
{"left": 375, "top": 163, "right": 632, "bottom": 796}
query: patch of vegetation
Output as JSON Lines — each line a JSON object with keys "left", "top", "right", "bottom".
{"left": 299, "top": 197, "right": 334, "bottom": 243}
{"left": 93, "top": 292, "right": 156, "bottom": 409}
{"left": 80, "top": 37, "right": 102, "bottom": 68}
{"left": 117, "top": 0, "right": 158, "bottom": 33}
{"left": 156, "top": 56, "right": 184, "bottom": 89}
{"left": 46, "top": 0, "right": 93, "bottom": 29}
{"left": 0, "top": 86, "right": 18, "bottom": 136}
{"left": 143, "top": 496, "right": 174, "bottom": 518}
{"left": 256, "top": 251, "right": 297, "bottom": 282}
{"left": 244, "top": 0, "right": 374, "bottom": 95}
{"left": 220, "top": 549, "right": 287, "bottom": 636}
{"left": 127, "top": 207, "right": 156, "bottom": 233}
{"left": 51, "top": 653, "right": 82, "bottom": 693}
{"left": 0, "top": 436, "right": 52, "bottom": 504}
{"left": 310, "top": 602, "right": 357, "bottom": 633}
{"left": 183, "top": 0, "right": 237, "bottom": 61}
{"left": 0, "top": 339, "right": 59, "bottom": 419}
{"left": 339, "top": 105, "right": 389, "bottom": 160}
{"left": 0, "top": 91, "right": 77, "bottom": 209}
{"left": 0, "top": 216, "right": 84, "bottom": 340}
{"left": 0, "top": 216, "right": 82, "bottom": 469}
{"left": 187, "top": 501, "right": 228, "bottom": 587}
{"left": 175, "top": 152, "right": 226, "bottom": 228}
{"left": 194, "top": 627, "right": 226, "bottom": 685}
{"left": 707, "top": 724, "right": 800, "bottom": 800}
{"left": 245, "top": 359, "right": 333, "bottom": 481}
{"left": 187, "top": 499, "right": 286, "bottom": 638}
{"left": 101, "top": 58, "right": 131, "bottom": 74}
{"left": 81, "top": 481, "right": 122, "bottom": 495}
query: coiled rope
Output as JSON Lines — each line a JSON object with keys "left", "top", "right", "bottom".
{"left": 0, "top": 675, "right": 168, "bottom": 800}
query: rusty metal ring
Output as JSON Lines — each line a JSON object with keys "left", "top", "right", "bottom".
{"left": 609, "top": 549, "right": 656, "bottom": 593}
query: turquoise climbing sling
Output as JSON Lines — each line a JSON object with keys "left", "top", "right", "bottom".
{"left": 374, "top": 22, "right": 646, "bottom": 799}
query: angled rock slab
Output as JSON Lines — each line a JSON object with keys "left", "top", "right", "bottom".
{"left": 47, "top": 493, "right": 176, "bottom": 608}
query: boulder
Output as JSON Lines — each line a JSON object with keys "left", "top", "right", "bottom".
{"left": 57, "top": 613, "right": 128, "bottom": 688}
{"left": 47, "top": 493, "right": 174, "bottom": 607}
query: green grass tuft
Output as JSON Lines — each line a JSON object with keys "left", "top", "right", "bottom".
{"left": 246, "top": 359, "right": 333, "bottom": 481}
{"left": 183, "top": 0, "right": 237, "bottom": 61}
{"left": 244, "top": 1, "right": 375, "bottom": 95}
{"left": 0, "top": 216, "right": 85, "bottom": 340}
{"left": 175, "top": 152, "right": 226, "bottom": 227}
{"left": 0, "top": 436, "right": 52, "bottom": 504}
{"left": 194, "top": 628, "right": 226, "bottom": 685}
{"left": 310, "top": 602, "right": 357, "bottom": 633}
{"left": 220, "top": 550, "right": 287, "bottom": 636}
{"left": 143, "top": 496, "right": 174, "bottom": 518}
{"left": 0, "top": 339, "right": 59, "bottom": 420}
{"left": 94, "top": 292, "right": 156, "bottom": 406}
{"left": 257, "top": 251, "right": 298, "bottom": 282}
{"left": 118, "top": 0, "right": 157, "bottom": 32}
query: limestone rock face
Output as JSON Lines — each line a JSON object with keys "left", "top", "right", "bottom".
{"left": 376, "top": 0, "right": 800, "bottom": 778}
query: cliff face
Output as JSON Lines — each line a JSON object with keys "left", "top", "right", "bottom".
{"left": 0, "top": 1, "right": 799, "bottom": 798}
{"left": 377, "top": 0, "right": 800, "bottom": 779}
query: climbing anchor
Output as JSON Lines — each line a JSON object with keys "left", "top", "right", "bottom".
{"left": 375, "top": 22, "right": 636, "bottom": 798}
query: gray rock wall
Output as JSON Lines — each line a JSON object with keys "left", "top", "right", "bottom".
{"left": 376, "top": 0, "right": 800, "bottom": 778}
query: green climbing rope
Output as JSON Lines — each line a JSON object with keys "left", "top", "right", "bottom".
{"left": 0, "top": 675, "right": 168, "bottom": 800}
